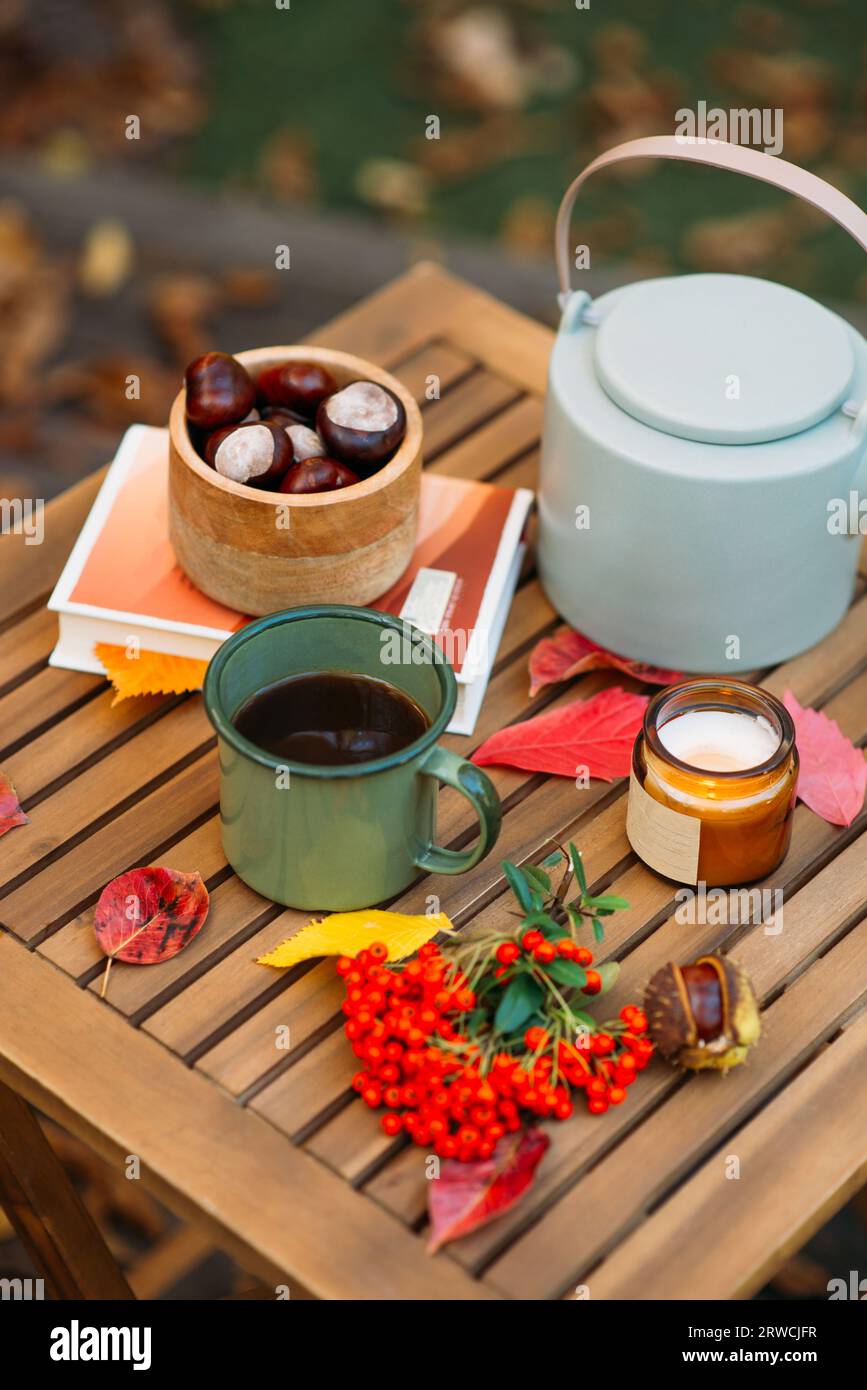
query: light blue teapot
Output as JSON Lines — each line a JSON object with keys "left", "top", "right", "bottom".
{"left": 538, "top": 136, "right": 867, "bottom": 671}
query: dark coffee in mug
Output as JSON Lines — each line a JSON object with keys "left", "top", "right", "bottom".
{"left": 232, "top": 670, "right": 430, "bottom": 766}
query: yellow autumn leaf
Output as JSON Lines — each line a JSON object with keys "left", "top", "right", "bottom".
{"left": 257, "top": 909, "right": 455, "bottom": 969}
{"left": 95, "top": 644, "right": 208, "bottom": 705}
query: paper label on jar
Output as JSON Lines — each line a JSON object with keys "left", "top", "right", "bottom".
{"left": 626, "top": 769, "right": 701, "bottom": 885}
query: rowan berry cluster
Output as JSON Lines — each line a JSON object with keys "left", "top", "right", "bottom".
{"left": 338, "top": 936, "right": 653, "bottom": 1162}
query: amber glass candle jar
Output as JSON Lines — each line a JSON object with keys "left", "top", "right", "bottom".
{"left": 627, "top": 680, "right": 798, "bottom": 887}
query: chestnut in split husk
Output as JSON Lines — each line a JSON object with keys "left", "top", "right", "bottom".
{"left": 256, "top": 361, "right": 337, "bottom": 417}
{"left": 644, "top": 953, "right": 760, "bottom": 1072}
{"left": 278, "top": 457, "right": 360, "bottom": 494}
{"left": 317, "top": 380, "right": 406, "bottom": 474}
{"left": 209, "top": 420, "right": 292, "bottom": 488}
{"left": 185, "top": 352, "right": 256, "bottom": 430}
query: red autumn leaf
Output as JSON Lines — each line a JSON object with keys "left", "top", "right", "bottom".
{"left": 94, "top": 867, "right": 209, "bottom": 998}
{"left": 427, "top": 1128, "right": 550, "bottom": 1253}
{"left": 529, "top": 625, "right": 683, "bottom": 698}
{"left": 783, "top": 690, "right": 867, "bottom": 827}
{"left": 0, "top": 770, "right": 28, "bottom": 838}
{"left": 472, "top": 685, "right": 648, "bottom": 781}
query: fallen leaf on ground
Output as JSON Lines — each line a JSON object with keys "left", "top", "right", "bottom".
{"left": 0, "top": 771, "right": 28, "bottom": 837}
{"left": 427, "top": 1128, "right": 550, "bottom": 1252}
{"left": 784, "top": 690, "right": 867, "bottom": 827}
{"left": 258, "top": 909, "right": 454, "bottom": 969}
{"left": 78, "top": 219, "right": 134, "bottom": 297}
{"left": 472, "top": 686, "right": 648, "bottom": 781}
{"left": 529, "top": 625, "right": 683, "bottom": 697}
{"left": 94, "top": 867, "right": 209, "bottom": 998}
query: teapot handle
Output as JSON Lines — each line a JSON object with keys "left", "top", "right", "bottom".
{"left": 555, "top": 135, "right": 867, "bottom": 303}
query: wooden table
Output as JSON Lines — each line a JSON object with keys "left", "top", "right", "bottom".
{"left": 2, "top": 264, "right": 866, "bottom": 1301}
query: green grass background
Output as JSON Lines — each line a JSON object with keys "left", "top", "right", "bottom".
{"left": 180, "top": 0, "right": 867, "bottom": 299}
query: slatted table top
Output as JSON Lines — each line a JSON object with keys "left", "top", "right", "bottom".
{"left": 2, "top": 263, "right": 867, "bottom": 1301}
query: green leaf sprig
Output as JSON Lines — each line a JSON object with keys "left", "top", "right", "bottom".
{"left": 434, "top": 843, "right": 632, "bottom": 1080}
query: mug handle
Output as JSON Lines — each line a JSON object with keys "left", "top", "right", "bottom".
{"left": 414, "top": 746, "right": 501, "bottom": 875}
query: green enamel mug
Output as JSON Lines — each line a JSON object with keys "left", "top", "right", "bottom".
{"left": 203, "top": 605, "right": 502, "bottom": 910}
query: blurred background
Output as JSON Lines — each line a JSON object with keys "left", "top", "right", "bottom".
{"left": 1, "top": 0, "right": 867, "bottom": 502}
{"left": 1, "top": 0, "right": 867, "bottom": 1300}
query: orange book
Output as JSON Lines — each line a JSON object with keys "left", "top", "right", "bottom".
{"left": 49, "top": 426, "right": 533, "bottom": 735}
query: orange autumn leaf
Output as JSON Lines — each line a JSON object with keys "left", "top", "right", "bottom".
{"left": 95, "top": 643, "right": 208, "bottom": 704}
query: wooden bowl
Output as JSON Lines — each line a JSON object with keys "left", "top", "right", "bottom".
{"left": 168, "top": 346, "right": 422, "bottom": 615}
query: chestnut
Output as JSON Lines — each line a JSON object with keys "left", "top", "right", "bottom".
{"left": 209, "top": 420, "right": 292, "bottom": 489}
{"left": 185, "top": 352, "right": 256, "bottom": 430}
{"left": 203, "top": 423, "right": 238, "bottom": 467}
{"left": 278, "top": 457, "right": 360, "bottom": 494}
{"left": 284, "top": 422, "right": 327, "bottom": 463}
{"left": 644, "top": 953, "right": 760, "bottom": 1073}
{"left": 260, "top": 404, "right": 307, "bottom": 428}
{"left": 317, "top": 380, "right": 406, "bottom": 474}
{"left": 256, "top": 360, "right": 338, "bottom": 417}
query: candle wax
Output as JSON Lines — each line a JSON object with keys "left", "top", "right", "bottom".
{"left": 658, "top": 709, "right": 780, "bottom": 773}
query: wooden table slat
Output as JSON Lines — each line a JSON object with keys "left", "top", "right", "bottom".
{"left": 0, "top": 667, "right": 102, "bottom": 761}
{"left": 0, "top": 700, "right": 213, "bottom": 906}
{"left": 4, "top": 756, "right": 217, "bottom": 942}
{"left": 428, "top": 396, "right": 543, "bottom": 481}
{"left": 421, "top": 371, "right": 523, "bottom": 461}
{"left": 0, "top": 936, "right": 493, "bottom": 1301}
{"left": 0, "top": 471, "right": 105, "bottom": 629}
{"left": 582, "top": 1005, "right": 867, "bottom": 1301}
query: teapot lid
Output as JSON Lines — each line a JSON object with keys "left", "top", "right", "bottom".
{"left": 593, "top": 274, "right": 855, "bottom": 445}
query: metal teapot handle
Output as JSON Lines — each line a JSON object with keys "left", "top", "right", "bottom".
{"left": 555, "top": 135, "right": 867, "bottom": 304}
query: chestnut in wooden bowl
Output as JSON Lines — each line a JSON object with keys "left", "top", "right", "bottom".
{"left": 168, "top": 346, "right": 422, "bottom": 615}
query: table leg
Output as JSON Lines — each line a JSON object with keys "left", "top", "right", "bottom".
{"left": 0, "top": 1079, "right": 134, "bottom": 1300}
